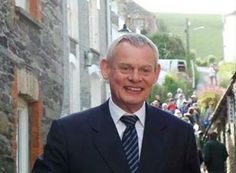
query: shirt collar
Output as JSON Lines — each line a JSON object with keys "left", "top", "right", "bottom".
{"left": 109, "top": 97, "right": 145, "bottom": 127}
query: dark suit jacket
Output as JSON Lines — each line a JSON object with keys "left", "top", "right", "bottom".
{"left": 32, "top": 101, "right": 200, "bottom": 173}
{"left": 203, "top": 140, "right": 228, "bottom": 172}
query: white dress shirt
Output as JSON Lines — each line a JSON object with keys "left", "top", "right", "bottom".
{"left": 109, "top": 97, "right": 145, "bottom": 156}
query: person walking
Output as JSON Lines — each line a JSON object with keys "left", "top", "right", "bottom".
{"left": 31, "top": 33, "right": 200, "bottom": 173}
{"left": 208, "top": 63, "right": 218, "bottom": 86}
{"left": 202, "top": 132, "right": 228, "bottom": 173}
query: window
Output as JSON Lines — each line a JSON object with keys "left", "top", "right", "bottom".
{"left": 89, "top": 0, "right": 100, "bottom": 51}
{"left": 15, "top": 0, "right": 41, "bottom": 20}
{"left": 69, "top": 53, "right": 81, "bottom": 113}
{"left": 67, "top": 0, "right": 79, "bottom": 39}
{"left": 133, "top": 18, "right": 144, "bottom": 29}
{"left": 15, "top": 0, "right": 29, "bottom": 11}
{"left": 16, "top": 98, "right": 29, "bottom": 173}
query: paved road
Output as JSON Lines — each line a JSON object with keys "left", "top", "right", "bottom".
{"left": 196, "top": 66, "right": 210, "bottom": 91}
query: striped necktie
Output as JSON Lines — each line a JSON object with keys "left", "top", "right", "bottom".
{"left": 120, "top": 115, "right": 139, "bottom": 173}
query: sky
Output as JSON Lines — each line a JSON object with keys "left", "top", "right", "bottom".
{"left": 133, "top": 0, "right": 236, "bottom": 14}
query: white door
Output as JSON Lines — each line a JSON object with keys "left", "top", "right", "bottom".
{"left": 16, "top": 98, "right": 29, "bottom": 173}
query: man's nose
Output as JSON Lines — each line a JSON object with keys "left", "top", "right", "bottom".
{"left": 128, "top": 69, "right": 142, "bottom": 81}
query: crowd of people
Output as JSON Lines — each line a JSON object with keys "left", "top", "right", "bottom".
{"left": 151, "top": 88, "right": 202, "bottom": 132}
{"left": 150, "top": 88, "right": 228, "bottom": 173}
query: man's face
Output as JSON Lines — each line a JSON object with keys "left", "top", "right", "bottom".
{"left": 101, "top": 42, "right": 160, "bottom": 113}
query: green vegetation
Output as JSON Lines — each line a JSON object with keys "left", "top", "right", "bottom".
{"left": 196, "top": 55, "right": 217, "bottom": 67}
{"left": 148, "top": 33, "right": 185, "bottom": 59}
{"left": 156, "top": 13, "right": 224, "bottom": 61}
{"left": 198, "top": 87, "right": 224, "bottom": 111}
{"left": 148, "top": 72, "right": 193, "bottom": 103}
{"left": 218, "top": 62, "right": 236, "bottom": 88}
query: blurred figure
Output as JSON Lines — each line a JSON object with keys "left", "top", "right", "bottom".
{"left": 203, "top": 101, "right": 215, "bottom": 129}
{"left": 166, "top": 92, "right": 173, "bottom": 101}
{"left": 202, "top": 132, "right": 228, "bottom": 173}
{"left": 180, "top": 100, "right": 190, "bottom": 115}
{"left": 167, "top": 98, "right": 177, "bottom": 114}
{"left": 189, "top": 94, "right": 198, "bottom": 106}
{"left": 195, "top": 131, "right": 204, "bottom": 171}
{"left": 154, "top": 94, "right": 162, "bottom": 108}
{"left": 161, "top": 103, "right": 169, "bottom": 112}
{"left": 150, "top": 100, "right": 160, "bottom": 108}
{"left": 184, "top": 107, "right": 197, "bottom": 125}
{"left": 176, "top": 94, "right": 185, "bottom": 110}
{"left": 208, "top": 63, "right": 218, "bottom": 86}
{"left": 181, "top": 114, "right": 191, "bottom": 124}
{"left": 174, "top": 109, "right": 182, "bottom": 118}
{"left": 192, "top": 103, "right": 201, "bottom": 126}
{"left": 174, "top": 88, "right": 185, "bottom": 100}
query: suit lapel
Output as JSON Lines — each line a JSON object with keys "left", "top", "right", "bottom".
{"left": 90, "top": 101, "right": 130, "bottom": 173}
{"left": 139, "top": 105, "right": 168, "bottom": 173}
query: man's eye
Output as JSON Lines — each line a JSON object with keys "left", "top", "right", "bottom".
{"left": 121, "top": 66, "right": 129, "bottom": 70}
{"left": 142, "top": 67, "right": 152, "bottom": 73}
{"left": 118, "top": 65, "right": 132, "bottom": 74}
{"left": 140, "top": 67, "right": 153, "bottom": 76}
{"left": 120, "top": 66, "right": 131, "bottom": 71}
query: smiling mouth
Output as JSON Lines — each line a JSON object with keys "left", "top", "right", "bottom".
{"left": 125, "top": 86, "right": 143, "bottom": 92}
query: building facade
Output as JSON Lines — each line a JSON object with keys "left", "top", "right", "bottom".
{"left": 0, "top": 0, "right": 115, "bottom": 172}
{"left": 116, "top": 0, "right": 158, "bottom": 33}
{"left": 78, "top": 0, "right": 109, "bottom": 110}
{"left": 0, "top": 0, "right": 66, "bottom": 172}
{"left": 223, "top": 11, "right": 236, "bottom": 62}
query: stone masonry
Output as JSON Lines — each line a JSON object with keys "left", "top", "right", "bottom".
{"left": 0, "top": 0, "right": 66, "bottom": 172}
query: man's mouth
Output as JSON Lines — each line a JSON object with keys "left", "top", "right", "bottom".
{"left": 125, "top": 86, "right": 143, "bottom": 92}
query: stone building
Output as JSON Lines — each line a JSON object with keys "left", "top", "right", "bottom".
{"left": 0, "top": 0, "right": 114, "bottom": 172}
{"left": 223, "top": 11, "right": 236, "bottom": 62}
{"left": 125, "top": 0, "right": 158, "bottom": 34}
{"left": 116, "top": 0, "right": 158, "bottom": 33}
{"left": 66, "top": 0, "right": 112, "bottom": 113}
{"left": 0, "top": 0, "right": 67, "bottom": 172}
{"left": 77, "top": 0, "right": 109, "bottom": 111}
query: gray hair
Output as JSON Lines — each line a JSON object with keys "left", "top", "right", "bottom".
{"left": 106, "top": 33, "right": 159, "bottom": 64}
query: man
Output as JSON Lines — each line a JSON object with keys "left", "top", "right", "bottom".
{"left": 32, "top": 33, "right": 200, "bottom": 173}
{"left": 203, "top": 132, "right": 228, "bottom": 173}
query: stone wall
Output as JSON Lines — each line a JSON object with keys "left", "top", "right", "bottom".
{"left": 0, "top": 0, "right": 65, "bottom": 172}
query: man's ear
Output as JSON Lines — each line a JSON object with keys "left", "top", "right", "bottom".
{"left": 100, "top": 58, "right": 110, "bottom": 80}
{"left": 154, "top": 63, "right": 161, "bottom": 84}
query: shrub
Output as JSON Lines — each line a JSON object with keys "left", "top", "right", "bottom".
{"left": 218, "top": 62, "right": 236, "bottom": 88}
{"left": 207, "top": 55, "right": 217, "bottom": 64}
{"left": 196, "top": 57, "right": 208, "bottom": 66}
{"left": 148, "top": 72, "right": 193, "bottom": 103}
{"left": 197, "top": 86, "right": 224, "bottom": 110}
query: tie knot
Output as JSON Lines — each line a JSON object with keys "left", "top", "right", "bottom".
{"left": 120, "top": 115, "right": 139, "bottom": 127}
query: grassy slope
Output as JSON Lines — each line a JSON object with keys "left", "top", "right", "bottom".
{"left": 156, "top": 13, "right": 224, "bottom": 61}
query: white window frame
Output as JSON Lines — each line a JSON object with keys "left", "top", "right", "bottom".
{"left": 89, "top": 0, "right": 100, "bottom": 50}
{"left": 69, "top": 53, "right": 81, "bottom": 113}
{"left": 15, "top": 0, "right": 29, "bottom": 12}
{"left": 67, "top": 0, "right": 79, "bottom": 40}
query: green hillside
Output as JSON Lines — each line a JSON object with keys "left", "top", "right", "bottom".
{"left": 156, "top": 13, "right": 224, "bottom": 61}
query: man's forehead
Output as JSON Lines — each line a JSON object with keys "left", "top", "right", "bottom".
{"left": 117, "top": 63, "right": 154, "bottom": 67}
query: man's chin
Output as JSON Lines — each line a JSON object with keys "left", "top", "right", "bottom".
{"left": 124, "top": 99, "right": 144, "bottom": 107}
